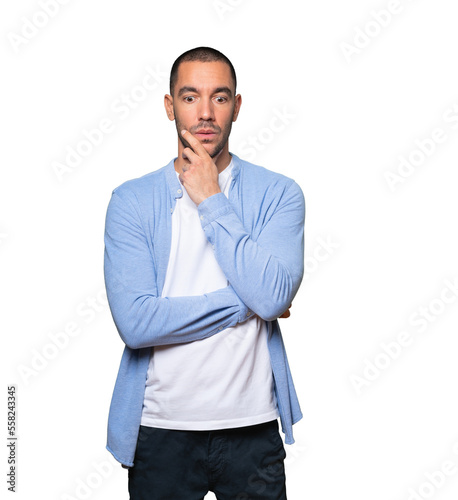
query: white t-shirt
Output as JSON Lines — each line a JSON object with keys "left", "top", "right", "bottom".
{"left": 140, "top": 159, "right": 278, "bottom": 430}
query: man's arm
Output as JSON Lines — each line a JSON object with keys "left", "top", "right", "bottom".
{"left": 179, "top": 130, "right": 305, "bottom": 321}
{"left": 198, "top": 183, "right": 305, "bottom": 321}
{"left": 104, "top": 189, "right": 253, "bottom": 350}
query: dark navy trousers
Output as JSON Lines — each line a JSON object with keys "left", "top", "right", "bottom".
{"left": 128, "top": 419, "right": 287, "bottom": 499}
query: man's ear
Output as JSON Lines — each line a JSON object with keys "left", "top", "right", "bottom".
{"left": 164, "top": 94, "right": 175, "bottom": 121}
{"left": 232, "top": 94, "right": 242, "bottom": 122}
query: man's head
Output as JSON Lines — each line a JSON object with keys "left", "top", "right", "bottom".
{"left": 169, "top": 47, "right": 237, "bottom": 97}
{"left": 164, "top": 47, "right": 241, "bottom": 164}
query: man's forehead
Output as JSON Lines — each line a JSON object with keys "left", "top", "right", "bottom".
{"left": 175, "top": 61, "right": 234, "bottom": 92}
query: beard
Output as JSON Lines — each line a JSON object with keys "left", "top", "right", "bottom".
{"left": 174, "top": 110, "right": 234, "bottom": 159}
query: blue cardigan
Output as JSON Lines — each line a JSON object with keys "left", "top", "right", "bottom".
{"left": 104, "top": 153, "right": 305, "bottom": 466}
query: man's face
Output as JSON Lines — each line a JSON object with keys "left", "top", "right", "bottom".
{"left": 166, "top": 61, "right": 241, "bottom": 159}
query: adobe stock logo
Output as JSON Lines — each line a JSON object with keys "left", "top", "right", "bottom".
{"left": 340, "top": 0, "right": 416, "bottom": 63}
{"left": 0, "top": 231, "right": 7, "bottom": 247}
{"left": 383, "top": 100, "right": 458, "bottom": 192}
{"left": 350, "top": 277, "right": 458, "bottom": 394}
{"left": 60, "top": 455, "right": 118, "bottom": 500}
{"left": 403, "top": 439, "right": 458, "bottom": 500}
{"left": 303, "top": 235, "right": 340, "bottom": 280}
{"left": 51, "top": 64, "right": 166, "bottom": 182}
{"left": 236, "top": 107, "right": 295, "bottom": 162}
{"left": 7, "top": 0, "right": 72, "bottom": 53}
{"left": 17, "top": 289, "right": 108, "bottom": 384}
{"left": 213, "top": 0, "right": 246, "bottom": 20}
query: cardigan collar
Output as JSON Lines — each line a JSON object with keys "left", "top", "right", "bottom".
{"left": 164, "top": 152, "right": 242, "bottom": 200}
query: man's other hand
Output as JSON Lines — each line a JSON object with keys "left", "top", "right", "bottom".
{"left": 279, "top": 304, "right": 292, "bottom": 319}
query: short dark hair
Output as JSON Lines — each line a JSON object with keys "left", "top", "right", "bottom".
{"left": 169, "top": 46, "right": 237, "bottom": 96}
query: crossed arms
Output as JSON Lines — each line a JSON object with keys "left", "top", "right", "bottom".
{"left": 104, "top": 176, "right": 304, "bottom": 350}
{"left": 104, "top": 136, "right": 304, "bottom": 350}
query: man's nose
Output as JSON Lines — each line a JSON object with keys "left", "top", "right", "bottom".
{"left": 198, "top": 99, "right": 214, "bottom": 121}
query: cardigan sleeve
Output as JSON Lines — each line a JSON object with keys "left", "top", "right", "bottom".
{"left": 197, "top": 179, "right": 305, "bottom": 322}
{"left": 103, "top": 189, "right": 253, "bottom": 349}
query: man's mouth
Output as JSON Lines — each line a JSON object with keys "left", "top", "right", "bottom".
{"left": 194, "top": 129, "right": 218, "bottom": 140}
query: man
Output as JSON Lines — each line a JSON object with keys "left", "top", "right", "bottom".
{"left": 104, "top": 46, "right": 305, "bottom": 499}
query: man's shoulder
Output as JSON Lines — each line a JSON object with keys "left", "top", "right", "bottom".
{"left": 112, "top": 164, "right": 167, "bottom": 194}
{"left": 111, "top": 161, "right": 173, "bottom": 203}
{"left": 234, "top": 154, "right": 301, "bottom": 195}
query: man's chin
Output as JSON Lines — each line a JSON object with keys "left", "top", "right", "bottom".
{"left": 203, "top": 144, "right": 222, "bottom": 159}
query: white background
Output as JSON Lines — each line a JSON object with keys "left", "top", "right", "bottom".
{"left": 2, "top": 0, "right": 458, "bottom": 499}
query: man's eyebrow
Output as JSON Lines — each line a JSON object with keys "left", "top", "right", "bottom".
{"left": 176, "top": 86, "right": 233, "bottom": 97}
{"left": 177, "top": 86, "right": 198, "bottom": 97}
{"left": 213, "top": 86, "right": 233, "bottom": 97}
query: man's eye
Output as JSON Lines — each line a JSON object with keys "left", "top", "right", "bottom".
{"left": 184, "top": 96, "right": 195, "bottom": 103}
{"left": 215, "top": 96, "right": 227, "bottom": 103}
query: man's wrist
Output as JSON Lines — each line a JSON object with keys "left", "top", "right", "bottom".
{"left": 196, "top": 185, "right": 221, "bottom": 206}
{"left": 197, "top": 192, "right": 232, "bottom": 227}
